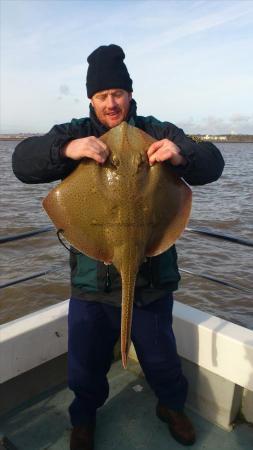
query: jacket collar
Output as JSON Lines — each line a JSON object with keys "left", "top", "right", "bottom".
{"left": 89, "top": 99, "right": 137, "bottom": 135}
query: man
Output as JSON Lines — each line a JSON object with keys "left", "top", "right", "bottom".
{"left": 12, "top": 44, "right": 224, "bottom": 450}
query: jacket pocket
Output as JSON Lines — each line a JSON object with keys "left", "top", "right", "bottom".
{"left": 148, "top": 247, "right": 181, "bottom": 287}
{"left": 70, "top": 253, "right": 98, "bottom": 291}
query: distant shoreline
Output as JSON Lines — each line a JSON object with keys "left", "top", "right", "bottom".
{"left": 1, "top": 134, "right": 253, "bottom": 143}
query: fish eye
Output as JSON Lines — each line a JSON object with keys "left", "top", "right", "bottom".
{"left": 138, "top": 153, "right": 147, "bottom": 165}
{"left": 110, "top": 156, "right": 120, "bottom": 168}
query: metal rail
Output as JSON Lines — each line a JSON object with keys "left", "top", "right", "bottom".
{"left": 0, "top": 226, "right": 54, "bottom": 244}
{"left": 0, "top": 226, "right": 252, "bottom": 291}
{"left": 0, "top": 269, "right": 53, "bottom": 289}
{"left": 1, "top": 265, "right": 251, "bottom": 293}
{"left": 186, "top": 227, "right": 253, "bottom": 248}
{"left": 179, "top": 269, "right": 251, "bottom": 294}
{"left": 1, "top": 225, "right": 253, "bottom": 247}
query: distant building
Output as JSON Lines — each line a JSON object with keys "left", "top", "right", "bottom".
{"left": 202, "top": 135, "right": 227, "bottom": 141}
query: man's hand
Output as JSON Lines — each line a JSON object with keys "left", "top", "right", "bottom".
{"left": 147, "top": 139, "right": 187, "bottom": 166}
{"left": 61, "top": 136, "right": 109, "bottom": 164}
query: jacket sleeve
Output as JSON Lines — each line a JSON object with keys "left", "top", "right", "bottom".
{"left": 12, "top": 121, "right": 80, "bottom": 184}
{"left": 146, "top": 118, "right": 225, "bottom": 186}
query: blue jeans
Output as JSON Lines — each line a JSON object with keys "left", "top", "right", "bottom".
{"left": 68, "top": 294, "right": 188, "bottom": 426}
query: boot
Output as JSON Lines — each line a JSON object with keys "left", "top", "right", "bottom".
{"left": 156, "top": 403, "right": 196, "bottom": 446}
{"left": 70, "top": 424, "right": 95, "bottom": 450}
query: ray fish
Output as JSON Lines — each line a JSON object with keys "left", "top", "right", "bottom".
{"left": 42, "top": 122, "right": 192, "bottom": 368}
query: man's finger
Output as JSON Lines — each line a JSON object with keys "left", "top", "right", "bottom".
{"left": 85, "top": 147, "right": 108, "bottom": 164}
{"left": 90, "top": 140, "right": 109, "bottom": 158}
{"left": 98, "top": 139, "right": 108, "bottom": 151}
{"left": 94, "top": 154, "right": 107, "bottom": 164}
{"left": 96, "top": 148, "right": 109, "bottom": 163}
{"left": 147, "top": 140, "right": 164, "bottom": 157}
{"left": 149, "top": 148, "right": 173, "bottom": 165}
{"left": 149, "top": 151, "right": 162, "bottom": 165}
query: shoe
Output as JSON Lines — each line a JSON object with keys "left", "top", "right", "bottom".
{"left": 156, "top": 403, "right": 196, "bottom": 446}
{"left": 70, "top": 424, "right": 95, "bottom": 450}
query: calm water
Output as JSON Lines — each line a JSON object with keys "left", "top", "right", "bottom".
{"left": 0, "top": 141, "right": 252, "bottom": 329}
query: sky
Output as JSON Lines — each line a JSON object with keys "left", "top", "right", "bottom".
{"left": 1, "top": 0, "right": 253, "bottom": 134}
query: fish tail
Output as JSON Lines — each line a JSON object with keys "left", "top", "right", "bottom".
{"left": 120, "top": 265, "right": 137, "bottom": 369}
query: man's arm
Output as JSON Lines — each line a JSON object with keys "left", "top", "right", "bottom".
{"left": 167, "top": 126, "right": 225, "bottom": 185}
{"left": 12, "top": 121, "right": 108, "bottom": 184}
{"left": 12, "top": 123, "right": 78, "bottom": 183}
{"left": 144, "top": 118, "right": 225, "bottom": 186}
{"left": 147, "top": 139, "right": 188, "bottom": 167}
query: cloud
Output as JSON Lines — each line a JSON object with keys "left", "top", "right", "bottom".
{"left": 128, "top": 1, "right": 253, "bottom": 56}
{"left": 229, "top": 113, "right": 251, "bottom": 123}
{"left": 57, "top": 85, "right": 81, "bottom": 104}
{"left": 2, "top": 0, "right": 253, "bottom": 133}
{"left": 59, "top": 84, "right": 70, "bottom": 96}
{"left": 179, "top": 114, "right": 253, "bottom": 134}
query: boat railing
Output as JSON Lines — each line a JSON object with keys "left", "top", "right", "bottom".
{"left": 0, "top": 226, "right": 252, "bottom": 292}
{"left": 2, "top": 226, "right": 253, "bottom": 431}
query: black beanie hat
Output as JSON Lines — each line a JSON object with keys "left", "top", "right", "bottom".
{"left": 86, "top": 44, "right": 133, "bottom": 98}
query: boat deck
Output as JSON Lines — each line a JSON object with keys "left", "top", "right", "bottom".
{"left": 1, "top": 361, "right": 252, "bottom": 450}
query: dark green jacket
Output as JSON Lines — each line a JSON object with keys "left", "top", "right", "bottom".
{"left": 12, "top": 100, "right": 225, "bottom": 306}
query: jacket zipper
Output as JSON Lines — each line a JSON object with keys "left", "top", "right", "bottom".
{"left": 104, "top": 265, "right": 112, "bottom": 293}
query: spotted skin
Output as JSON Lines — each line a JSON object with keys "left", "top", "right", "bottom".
{"left": 43, "top": 122, "right": 192, "bottom": 368}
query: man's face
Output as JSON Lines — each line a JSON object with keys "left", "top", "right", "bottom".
{"left": 91, "top": 89, "right": 132, "bottom": 128}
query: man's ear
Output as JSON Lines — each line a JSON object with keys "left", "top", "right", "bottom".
{"left": 128, "top": 92, "right": 132, "bottom": 101}
{"left": 91, "top": 98, "right": 94, "bottom": 107}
